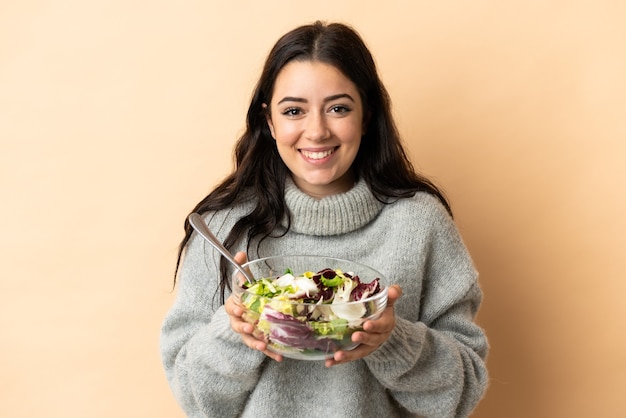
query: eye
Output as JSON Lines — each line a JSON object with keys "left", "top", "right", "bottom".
{"left": 329, "top": 105, "right": 351, "bottom": 114}
{"left": 282, "top": 107, "right": 303, "bottom": 117}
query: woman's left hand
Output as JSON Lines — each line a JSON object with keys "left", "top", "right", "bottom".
{"left": 325, "top": 284, "right": 402, "bottom": 367}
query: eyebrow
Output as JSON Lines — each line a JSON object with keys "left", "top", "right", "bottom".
{"left": 276, "top": 93, "right": 355, "bottom": 105}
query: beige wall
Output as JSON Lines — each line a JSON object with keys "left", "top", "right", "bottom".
{"left": 1, "top": 1, "right": 624, "bottom": 417}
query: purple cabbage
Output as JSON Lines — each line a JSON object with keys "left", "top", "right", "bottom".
{"left": 262, "top": 307, "right": 341, "bottom": 352}
{"left": 350, "top": 278, "right": 380, "bottom": 301}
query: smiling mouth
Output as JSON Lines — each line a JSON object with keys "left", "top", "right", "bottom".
{"left": 300, "top": 148, "right": 337, "bottom": 160}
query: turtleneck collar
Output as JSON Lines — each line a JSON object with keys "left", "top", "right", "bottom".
{"left": 283, "top": 177, "right": 385, "bottom": 236}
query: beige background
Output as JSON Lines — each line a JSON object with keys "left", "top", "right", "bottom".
{"left": 1, "top": 1, "right": 625, "bottom": 417}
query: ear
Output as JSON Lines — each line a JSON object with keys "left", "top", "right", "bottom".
{"left": 262, "top": 103, "right": 275, "bottom": 139}
{"left": 362, "top": 110, "right": 372, "bottom": 135}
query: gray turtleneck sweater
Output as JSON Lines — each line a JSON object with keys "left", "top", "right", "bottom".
{"left": 160, "top": 179, "right": 489, "bottom": 418}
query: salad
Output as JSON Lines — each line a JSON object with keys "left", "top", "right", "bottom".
{"left": 239, "top": 267, "right": 383, "bottom": 356}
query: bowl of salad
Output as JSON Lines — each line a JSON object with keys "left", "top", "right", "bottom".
{"left": 232, "top": 255, "right": 388, "bottom": 360}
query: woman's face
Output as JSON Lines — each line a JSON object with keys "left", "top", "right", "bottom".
{"left": 266, "top": 60, "right": 365, "bottom": 199}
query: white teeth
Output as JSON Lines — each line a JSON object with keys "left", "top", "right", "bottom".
{"left": 301, "top": 149, "right": 334, "bottom": 160}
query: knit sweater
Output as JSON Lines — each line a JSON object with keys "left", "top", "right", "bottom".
{"left": 160, "top": 178, "right": 489, "bottom": 418}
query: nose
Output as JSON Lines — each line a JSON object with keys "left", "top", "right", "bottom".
{"left": 304, "top": 112, "right": 330, "bottom": 141}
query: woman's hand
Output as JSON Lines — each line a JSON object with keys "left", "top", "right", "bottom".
{"left": 325, "top": 284, "right": 403, "bottom": 367}
{"left": 223, "top": 251, "right": 284, "bottom": 362}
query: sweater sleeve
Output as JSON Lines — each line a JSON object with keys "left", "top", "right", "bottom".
{"left": 160, "top": 228, "right": 266, "bottom": 418}
{"left": 364, "top": 200, "right": 489, "bottom": 418}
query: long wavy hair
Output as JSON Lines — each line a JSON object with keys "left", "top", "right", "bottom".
{"left": 175, "top": 21, "right": 451, "bottom": 302}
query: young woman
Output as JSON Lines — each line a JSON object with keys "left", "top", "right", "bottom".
{"left": 161, "top": 21, "right": 489, "bottom": 418}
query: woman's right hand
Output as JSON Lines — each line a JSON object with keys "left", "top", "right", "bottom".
{"left": 224, "top": 251, "right": 284, "bottom": 362}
